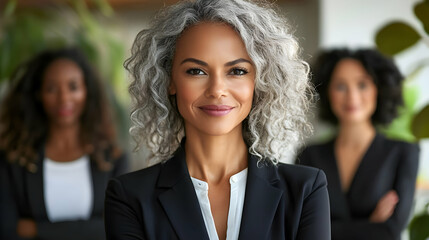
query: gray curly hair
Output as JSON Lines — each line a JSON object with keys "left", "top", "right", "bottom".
{"left": 126, "top": 0, "right": 313, "bottom": 165}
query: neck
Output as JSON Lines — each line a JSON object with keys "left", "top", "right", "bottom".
{"left": 46, "top": 123, "right": 82, "bottom": 150}
{"left": 336, "top": 120, "right": 376, "bottom": 147}
{"left": 184, "top": 127, "right": 248, "bottom": 184}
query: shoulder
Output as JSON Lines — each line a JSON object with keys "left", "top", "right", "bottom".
{"left": 115, "top": 162, "right": 162, "bottom": 186}
{"left": 382, "top": 136, "right": 419, "bottom": 152}
{"left": 271, "top": 162, "right": 327, "bottom": 199}
{"left": 300, "top": 142, "right": 330, "bottom": 156}
{"left": 277, "top": 163, "right": 326, "bottom": 186}
{"left": 377, "top": 135, "right": 420, "bottom": 160}
{"left": 296, "top": 140, "right": 332, "bottom": 165}
{"left": 107, "top": 162, "right": 164, "bottom": 201}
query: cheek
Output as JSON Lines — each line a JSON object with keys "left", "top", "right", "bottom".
{"left": 328, "top": 89, "right": 342, "bottom": 109}
{"left": 365, "top": 87, "right": 378, "bottom": 110}
{"left": 73, "top": 90, "right": 88, "bottom": 111}
{"left": 77, "top": 91, "right": 87, "bottom": 103}
{"left": 231, "top": 80, "right": 254, "bottom": 105}
{"left": 174, "top": 83, "right": 201, "bottom": 112}
{"left": 41, "top": 94, "right": 55, "bottom": 110}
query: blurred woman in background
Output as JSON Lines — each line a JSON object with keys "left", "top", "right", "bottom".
{"left": 297, "top": 49, "right": 419, "bottom": 240}
{"left": 0, "top": 48, "right": 128, "bottom": 240}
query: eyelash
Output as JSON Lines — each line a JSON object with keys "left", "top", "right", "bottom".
{"left": 229, "top": 67, "right": 248, "bottom": 75}
{"left": 186, "top": 68, "right": 206, "bottom": 75}
{"left": 185, "top": 67, "right": 249, "bottom": 76}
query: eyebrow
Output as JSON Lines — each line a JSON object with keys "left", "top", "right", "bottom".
{"left": 180, "top": 58, "right": 252, "bottom": 66}
{"left": 225, "top": 58, "right": 252, "bottom": 66}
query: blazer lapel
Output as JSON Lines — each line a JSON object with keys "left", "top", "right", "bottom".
{"left": 157, "top": 146, "right": 210, "bottom": 240}
{"left": 238, "top": 155, "right": 283, "bottom": 240}
{"left": 26, "top": 150, "right": 49, "bottom": 221}
{"left": 327, "top": 140, "right": 352, "bottom": 219}
{"left": 346, "top": 133, "right": 383, "bottom": 201}
{"left": 90, "top": 159, "right": 105, "bottom": 215}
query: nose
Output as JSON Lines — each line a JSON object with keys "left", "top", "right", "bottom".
{"left": 205, "top": 73, "right": 227, "bottom": 99}
{"left": 346, "top": 87, "right": 360, "bottom": 105}
{"left": 58, "top": 87, "right": 70, "bottom": 104}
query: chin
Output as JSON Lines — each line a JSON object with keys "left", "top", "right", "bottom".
{"left": 340, "top": 116, "right": 370, "bottom": 125}
{"left": 53, "top": 119, "right": 80, "bottom": 127}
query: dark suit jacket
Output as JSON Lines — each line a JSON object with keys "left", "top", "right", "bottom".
{"left": 104, "top": 144, "right": 331, "bottom": 240}
{"left": 0, "top": 149, "right": 128, "bottom": 240}
{"left": 296, "top": 133, "right": 420, "bottom": 240}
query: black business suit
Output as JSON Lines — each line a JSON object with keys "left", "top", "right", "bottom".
{"left": 0, "top": 149, "right": 128, "bottom": 240}
{"left": 104, "top": 143, "right": 331, "bottom": 240}
{"left": 296, "top": 133, "right": 419, "bottom": 240}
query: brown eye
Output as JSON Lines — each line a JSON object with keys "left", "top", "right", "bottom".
{"left": 229, "top": 68, "right": 248, "bottom": 75}
{"left": 69, "top": 81, "right": 79, "bottom": 91}
{"left": 334, "top": 83, "right": 347, "bottom": 91}
{"left": 358, "top": 81, "right": 368, "bottom": 90}
{"left": 186, "top": 68, "right": 206, "bottom": 75}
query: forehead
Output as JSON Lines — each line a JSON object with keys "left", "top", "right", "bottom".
{"left": 332, "top": 59, "right": 370, "bottom": 78}
{"left": 43, "top": 58, "right": 83, "bottom": 80}
{"left": 173, "top": 22, "right": 251, "bottom": 62}
{"left": 334, "top": 59, "right": 366, "bottom": 72}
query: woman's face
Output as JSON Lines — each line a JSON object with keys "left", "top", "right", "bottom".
{"left": 328, "top": 58, "right": 378, "bottom": 125}
{"left": 170, "top": 22, "right": 255, "bottom": 136}
{"left": 41, "top": 58, "right": 87, "bottom": 128}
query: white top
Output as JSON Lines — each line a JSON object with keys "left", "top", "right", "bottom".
{"left": 191, "top": 168, "right": 248, "bottom": 240}
{"left": 44, "top": 155, "right": 93, "bottom": 222}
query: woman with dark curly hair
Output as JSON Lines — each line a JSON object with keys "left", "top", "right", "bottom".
{"left": 296, "top": 49, "right": 419, "bottom": 240}
{"left": 104, "top": 0, "right": 331, "bottom": 239}
{"left": 0, "top": 48, "right": 128, "bottom": 240}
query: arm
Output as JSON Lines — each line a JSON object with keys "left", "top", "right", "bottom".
{"left": 331, "top": 143, "right": 420, "bottom": 240}
{"left": 296, "top": 169, "right": 331, "bottom": 240}
{"left": 36, "top": 218, "right": 105, "bottom": 240}
{"left": 104, "top": 178, "right": 145, "bottom": 240}
{"left": 0, "top": 159, "right": 24, "bottom": 240}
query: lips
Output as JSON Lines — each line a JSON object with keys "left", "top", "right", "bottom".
{"left": 344, "top": 106, "right": 358, "bottom": 112}
{"left": 57, "top": 107, "right": 74, "bottom": 117}
{"left": 198, "top": 105, "right": 234, "bottom": 116}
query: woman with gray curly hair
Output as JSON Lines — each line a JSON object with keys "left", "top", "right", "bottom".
{"left": 105, "top": 0, "right": 330, "bottom": 239}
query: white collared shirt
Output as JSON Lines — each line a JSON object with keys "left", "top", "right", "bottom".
{"left": 191, "top": 168, "right": 248, "bottom": 240}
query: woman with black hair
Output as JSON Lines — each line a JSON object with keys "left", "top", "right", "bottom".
{"left": 296, "top": 49, "right": 419, "bottom": 240}
{"left": 0, "top": 48, "right": 128, "bottom": 240}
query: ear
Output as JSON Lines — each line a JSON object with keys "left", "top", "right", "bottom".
{"left": 168, "top": 79, "right": 177, "bottom": 95}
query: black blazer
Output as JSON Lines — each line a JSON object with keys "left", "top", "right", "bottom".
{"left": 296, "top": 133, "right": 420, "bottom": 240}
{"left": 0, "top": 149, "right": 128, "bottom": 240}
{"left": 105, "top": 144, "right": 331, "bottom": 240}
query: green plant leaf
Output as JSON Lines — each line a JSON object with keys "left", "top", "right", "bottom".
{"left": 3, "top": 0, "right": 17, "bottom": 18}
{"left": 412, "top": 104, "right": 429, "bottom": 139}
{"left": 409, "top": 213, "right": 429, "bottom": 240}
{"left": 93, "top": 0, "right": 114, "bottom": 17}
{"left": 414, "top": 0, "right": 429, "bottom": 35}
{"left": 375, "top": 22, "right": 421, "bottom": 56}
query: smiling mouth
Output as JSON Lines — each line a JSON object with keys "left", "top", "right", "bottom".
{"left": 198, "top": 105, "right": 234, "bottom": 116}
{"left": 57, "top": 108, "right": 74, "bottom": 117}
{"left": 344, "top": 106, "right": 359, "bottom": 112}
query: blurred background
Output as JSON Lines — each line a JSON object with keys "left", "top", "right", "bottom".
{"left": 1, "top": 0, "right": 428, "bottom": 238}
